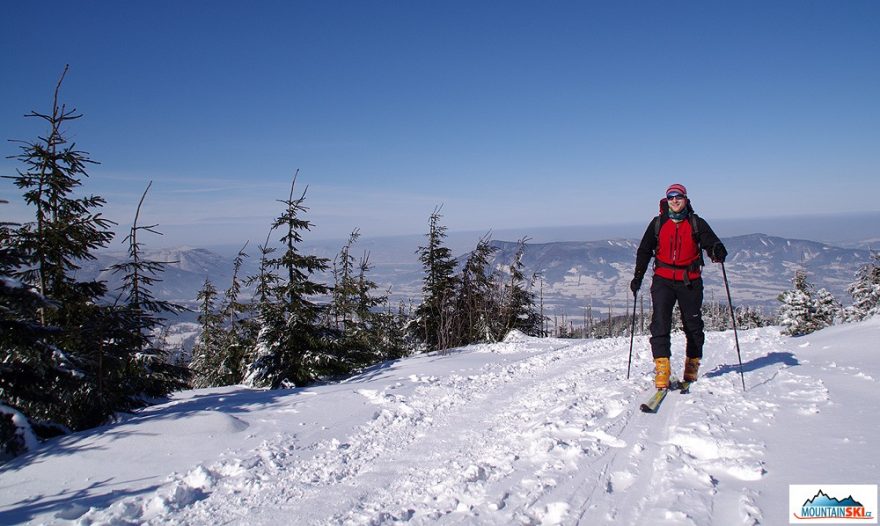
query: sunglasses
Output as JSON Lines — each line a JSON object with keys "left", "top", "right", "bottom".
{"left": 666, "top": 194, "right": 686, "bottom": 201}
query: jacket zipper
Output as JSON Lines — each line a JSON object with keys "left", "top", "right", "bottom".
{"left": 672, "top": 222, "right": 680, "bottom": 280}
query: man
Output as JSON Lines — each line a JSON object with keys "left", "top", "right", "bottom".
{"left": 630, "top": 183, "right": 727, "bottom": 388}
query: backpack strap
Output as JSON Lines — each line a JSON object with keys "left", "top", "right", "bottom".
{"left": 690, "top": 212, "right": 701, "bottom": 243}
{"left": 690, "top": 212, "right": 705, "bottom": 267}
{"left": 654, "top": 212, "right": 700, "bottom": 246}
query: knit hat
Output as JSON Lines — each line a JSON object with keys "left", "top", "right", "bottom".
{"left": 666, "top": 183, "right": 687, "bottom": 197}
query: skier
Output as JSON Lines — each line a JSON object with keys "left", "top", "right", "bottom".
{"left": 630, "top": 183, "right": 727, "bottom": 389}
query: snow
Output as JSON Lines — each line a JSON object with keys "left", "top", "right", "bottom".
{"left": 2, "top": 318, "right": 879, "bottom": 525}
{"left": 0, "top": 404, "right": 39, "bottom": 453}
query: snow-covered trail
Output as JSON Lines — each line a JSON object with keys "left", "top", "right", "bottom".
{"left": 3, "top": 319, "right": 878, "bottom": 526}
{"left": 78, "top": 336, "right": 639, "bottom": 525}
{"left": 75, "top": 331, "right": 779, "bottom": 525}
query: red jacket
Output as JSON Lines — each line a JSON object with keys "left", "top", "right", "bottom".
{"left": 633, "top": 200, "right": 723, "bottom": 284}
{"left": 654, "top": 218, "right": 702, "bottom": 281}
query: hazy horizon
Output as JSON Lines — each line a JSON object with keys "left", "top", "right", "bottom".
{"left": 165, "top": 210, "right": 880, "bottom": 260}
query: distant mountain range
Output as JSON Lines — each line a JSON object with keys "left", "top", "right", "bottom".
{"left": 81, "top": 233, "right": 874, "bottom": 319}
{"left": 487, "top": 234, "right": 872, "bottom": 314}
{"left": 85, "top": 247, "right": 233, "bottom": 305}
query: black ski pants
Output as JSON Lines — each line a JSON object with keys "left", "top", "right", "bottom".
{"left": 649, "top": 276, "right": 704, "bottom": 360}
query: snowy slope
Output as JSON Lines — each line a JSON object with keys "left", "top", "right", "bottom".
{"left": 1, "top": 318, "right": 878, "bottom": 525}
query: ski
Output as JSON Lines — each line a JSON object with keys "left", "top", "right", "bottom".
{"left": 639, "top": 389, "right": 668, "bottom": 413}
{"left": 640, "top": 377, "right": 685, "bottom": 413}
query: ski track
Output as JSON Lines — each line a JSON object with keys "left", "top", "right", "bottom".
{"left": 74, "top": 327, "right": 827, "bottom": 526}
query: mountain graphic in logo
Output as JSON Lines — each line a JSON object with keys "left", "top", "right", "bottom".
{"left": 804, "top": 490, "right": 865, "bottom": 508}
{"left": 795, "top": 488, "right": 874, "bottom": 521}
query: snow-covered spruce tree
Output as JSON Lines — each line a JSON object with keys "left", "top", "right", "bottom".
{"left": 240, "top": 233, "right": 278, "bottom": 381}
{"left": 371, "top": 297, "right": 411, "bottom": 361}
{"left": 327, "top": 231, "right": 380, "bottom": 366}
{"left": 192, "top": 244, "right": 257, "bottom": 388}
{"left": 244, "top": 175, "right": 333, "bottom": 388}
{"left": 336, "top": 249, "right": 396, "bottom": 368}
{"left": 778, "top": 270, "right": 815, "bottom": 336}
{"left": 1, "top": 203, "right": 57, "bottom": 458}
{"left": 4, "top": 67, "right": 128, "bottom": 430}
{"left": 777, "top": 269, "right": 837, "bottom": 336}
{"left": 500, "top": 238, "right": 543, "bottom": 337}
{"left": 813, "top": 287, "right": 841, "bottom": 330}
{"left": 330, "top": 230, "right": 361, "bottom": 335}
{"left": 454, "top": 234, "right": 501, "bottom": 345}
{"left": 703, "top": 302, "right": 771, "bottom": 332}
{"left": 845, "top": 251, "right": 880, "bottom": 322}
{"left": 354, "top": 254, "right": 384, "bottom": 333}
{"left": 189, "top": 278, "right": 225, "bottom": 388}
{"left": 106, "top": 182, "right": 188, "bottom": 400}
{"left": 701, "top": 302, "right": 730, "bottom": 331}
{"left": 735, "top": 305, "right": 771, "bottom": 330}
{"left": 216, "top": 244, "right": 257, "bottom": 385}
{"left": 412, "top": 207, "right": 459, "bottom": 352}
{"left": 354, "top": 255, "right": 387, "bottom": 346}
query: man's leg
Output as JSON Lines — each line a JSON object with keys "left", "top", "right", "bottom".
{"left": 678, "top": 279, "right": 705, "bottom": 359}
{"left": 649, "top": 277, "right": 676, "bottom": 359}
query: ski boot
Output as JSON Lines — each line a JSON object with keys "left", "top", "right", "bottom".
{"left": 683, "top": 357, "right": 700, "bottom": 383}
{"left": 654, "top": 357, "right": 671, "bottom": 389}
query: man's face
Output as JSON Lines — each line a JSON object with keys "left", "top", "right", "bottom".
{"left": 667, "top": 194, "right": 686, "bottom": 213}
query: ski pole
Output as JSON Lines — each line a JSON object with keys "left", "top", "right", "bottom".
{"left": 721, "top": 262, "right": 746, "bottom": 391}
{"left": 627, "top": 290, "right": 638, "bottom": 379}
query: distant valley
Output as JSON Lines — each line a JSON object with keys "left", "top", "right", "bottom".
{"left": 83, "top": 233, "right": 874, "bottom": 323}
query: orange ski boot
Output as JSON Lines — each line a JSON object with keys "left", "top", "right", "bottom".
{"left": 654, "top": 357, "right": 671, "bottom": 389}
{"left": 683, "top": 357, "right": 701, "bottom": 383}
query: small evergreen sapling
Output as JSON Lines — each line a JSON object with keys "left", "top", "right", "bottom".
{"left": 778, "top": 270, "right": 838, "bottom": 336}
{"left": 845, "top": 251, "right": 880, "bottom": 322}
{"left": 413, "top": 207, "right": 458, "bottom": 352}
{"left": 106, "top": 182, "right": 188, "bottom": 400}
{"left": 244, "top": 173, "right": 332, "bottom": 388}
{"left": 501, "top": 238, "right": 543, "bottom": 337}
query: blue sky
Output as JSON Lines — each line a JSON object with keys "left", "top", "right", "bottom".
{"left": 2, "top": 1, "right": 879, "bottom": 247}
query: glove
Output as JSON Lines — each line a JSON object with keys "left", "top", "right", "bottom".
{"left": 630, "top": 276, "right": 643, "bottom": 294}
{"left": 710, "top": 242, "right": 727, "bottom": 263}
